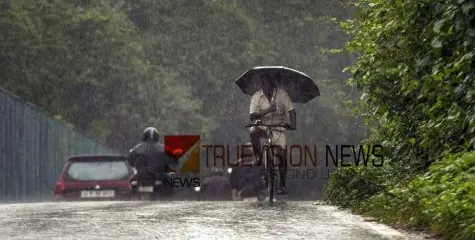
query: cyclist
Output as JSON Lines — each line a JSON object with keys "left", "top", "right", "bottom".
{"left": 128, "top": 127, "right": 177, "bottom": 191}
{"left": 249, "top": 73, "right": 297, "bottom": 195}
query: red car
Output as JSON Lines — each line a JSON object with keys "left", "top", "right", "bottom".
{"left": 54, "top": 155, "right": 135, "bottom": 201}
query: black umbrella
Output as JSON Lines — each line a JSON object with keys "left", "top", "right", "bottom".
{"left": 234, "top": 66, "right": 320, "bottom": 103}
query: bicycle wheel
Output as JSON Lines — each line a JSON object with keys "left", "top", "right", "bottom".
{"left": 263, "top": 150, "right": 269, "bottom": 189}
{"left": 267, "top": 147, "right": 275, "bottom": 203}
{"left": 256, "top": 150, "right": 268, "bottom": 202}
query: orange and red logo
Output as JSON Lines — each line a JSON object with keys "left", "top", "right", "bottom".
{"left": 164, "top": 135, "right": 200, "bottom": 173}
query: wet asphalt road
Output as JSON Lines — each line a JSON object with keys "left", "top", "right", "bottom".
{"left": 0, "top": 201, "right": 434, "bottom": 240}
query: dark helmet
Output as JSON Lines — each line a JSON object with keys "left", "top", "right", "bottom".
{"left": 142, "top": 127, "right": 160, "bottom": 142}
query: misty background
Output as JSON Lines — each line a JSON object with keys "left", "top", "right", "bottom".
{"left": 0, "top": 0, "right": 363, "bottom": 200}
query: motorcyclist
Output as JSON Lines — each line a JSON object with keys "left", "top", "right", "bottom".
{"left": 200, "top": 167, "right": 232, "bottom": 201}
{"left": 128, "top": 127, "right": 177, "bottom": 196}
{"left": 229, "top": 143, "right": 266, "bottom": 201}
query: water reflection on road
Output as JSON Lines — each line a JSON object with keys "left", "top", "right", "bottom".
{"left": 0, "top": 201, "right": 433, "bottom": 239}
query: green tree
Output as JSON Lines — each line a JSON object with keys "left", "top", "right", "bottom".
{"left": 0, "top": 0, "right": 212, "bottom": 150}
{"left": 326, "top": 0, "right": 475, "bottom": 238}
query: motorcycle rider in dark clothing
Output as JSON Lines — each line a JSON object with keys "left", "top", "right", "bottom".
{"left": 200, "top": 168, "right": 232, "bottom": 201}
{"left": 128, "top": 127, "right": 177, "bottom": 197}
{"left": 229, "top": 142, "right": 266, "bottom": 201}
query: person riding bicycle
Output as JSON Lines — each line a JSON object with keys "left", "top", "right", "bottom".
{"left": 201, "top": 167, "right": 232, "bottom": 201}
{"left": 249, "top": 73, "right": 297, "bottom": 195}
{"left": 128, "top": 127, "right": 177, "bottom": 190}
{"left": 230, "top": 142, "right": 266, "bottom": 200}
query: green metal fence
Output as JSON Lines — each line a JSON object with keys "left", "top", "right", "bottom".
{"left": 0, "top": 88, "right": 115, "bottom": 202}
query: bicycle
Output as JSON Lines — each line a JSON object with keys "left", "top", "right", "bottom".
{"left": 245, "top": 120, "right": 291, "bottom": 203}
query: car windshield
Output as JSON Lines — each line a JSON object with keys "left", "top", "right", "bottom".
{"left": 66, "top": 160, "right": 129, "bottom": 181}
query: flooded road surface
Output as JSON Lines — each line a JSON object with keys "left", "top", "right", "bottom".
{"left": 0, "top": 201, "right": 433, "bottom": 240}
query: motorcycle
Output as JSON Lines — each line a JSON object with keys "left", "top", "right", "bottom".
{"left": 193, "top": 168, "right": 234, "bottom": 194}
{"left": 130, "top": 167, "right": 175, "bottom": 201}
{"left": 228, "top": 167, "right": 267, "bottom": 202}
{"left": 129, "top": 167, "right": 158, "bottom": 200}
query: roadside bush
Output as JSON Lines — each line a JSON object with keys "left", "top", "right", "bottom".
{"left": 360, "top": 152, "right": 475, "bottom": 240}
{"left": 405, "top": 152, "right": 475, "bottom": 239}
{"left": 324, "top": 160, "right": 392, "bottom": 208}
{"left": 326, "top": 0, "right": 475, "bottom": 238}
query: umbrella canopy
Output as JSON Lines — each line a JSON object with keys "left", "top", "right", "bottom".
{"left": 234, "top": 66, "right": 320, "bottom": 103}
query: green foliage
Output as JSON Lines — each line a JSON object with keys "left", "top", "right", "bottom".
{"left": 342, "top": 0, "right": 475, "bottom": 171}
{"left": 0, "top": 0, "right": 214, "bottom": 149}
{"left": 324, "top": 160, "right": 392, "bottom": 207}
{"left": 326, "top": 0, "right": 475, "bottom": 238}
{"left": 403, "top": 152, "right": 475, "bottom": 239}
{"left": 327, "top": 152, "right": 475, "bottom": 239}
{"left": 371, "top": 152, "right": 475, "bottom": 240}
